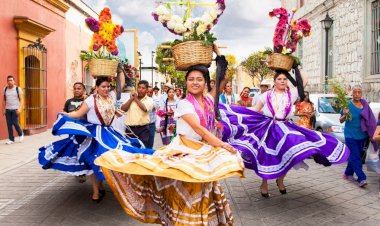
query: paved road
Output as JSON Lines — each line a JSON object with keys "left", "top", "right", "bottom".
{"left": 0, "top": 131, "right": 380, "bottom": 225}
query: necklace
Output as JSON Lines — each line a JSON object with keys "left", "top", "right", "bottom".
{"left": 273, "top": 91, "right": 285, "bottom": 113}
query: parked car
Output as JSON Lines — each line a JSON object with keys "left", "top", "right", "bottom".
{"left": 291, "top": 94, "right": 348, "bottom": 143}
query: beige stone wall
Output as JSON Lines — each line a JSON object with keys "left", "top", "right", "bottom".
{"left": 283, "top": 0, "right": 380, "bottom": 101}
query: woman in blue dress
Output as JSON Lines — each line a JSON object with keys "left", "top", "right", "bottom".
{"left": 39, "top": 75, "right": 153, "bottom": 202}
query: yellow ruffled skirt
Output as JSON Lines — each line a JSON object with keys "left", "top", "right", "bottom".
{"left": 95, "top": 135, "right": 244, "bottom": 225}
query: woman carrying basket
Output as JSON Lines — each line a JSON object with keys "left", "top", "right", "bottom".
{"left": 219, "top": 66, "right": 350, "bottom": 198}
{"left": 39, "top": 74, "right": 154, "bottom": 203}
{"left": 95, "top": 46, "right": 244, "bottom": 225}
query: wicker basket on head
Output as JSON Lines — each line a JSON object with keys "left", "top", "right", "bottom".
{"left": 172, "top": 41, "right": 213, "bottom": 71}
{"left": 267, "top": 53, "right": 294, "bottom": 71}
{"left": 89, "top": 58, "right": 119, "bottom": 77}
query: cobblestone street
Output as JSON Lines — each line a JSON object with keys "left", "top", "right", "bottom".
{"left": 0, "top": 131, "right": 380, "bottom": 226}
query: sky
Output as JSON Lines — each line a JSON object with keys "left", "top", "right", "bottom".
{"left": 81, "top": 0, "right": 282, "bottom": 65}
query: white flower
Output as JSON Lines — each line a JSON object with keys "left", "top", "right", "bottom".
{"left": 196, "top": 23, "right": 207, "bottom": 35}
{"left": 201, "top": 14, "right": 214, "bottom": 25}
{"left": 167, "top": 20, "right": 176, "bottom": 30}
{"left": 174, "top": 24, "right": 186, "bottom": 34}
{"left": 158, "top": 14, "right": 171, "bottom": 23}
{"left": 171, "top": 15, "right": 182, "bottom": 23}
{"left": 207, "top": 9, "right": 218, "bottom": 20}
{"left": 155, "top": 5, "right": 169, "bottom": 16}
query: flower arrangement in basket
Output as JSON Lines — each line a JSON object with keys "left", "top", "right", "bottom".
{"left": 265, "top": 8, "right": 312, "bottom": 71}
{"left": 81, "top": 7, "right": 124, "bottom": 77}
{"left": 152, "top": 0, "right": 226, "bottom": 71}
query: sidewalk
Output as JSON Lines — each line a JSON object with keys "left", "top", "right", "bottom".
{"left": 0, "top": 130, "right": 59, "bottom": 174}
{"left": 1, "top": 132, "right": 380, "bottom": 225}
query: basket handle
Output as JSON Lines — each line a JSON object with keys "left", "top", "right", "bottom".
{"left": 163, "top": 58, "right": 174, "bottom": 62}
{"left": 160, "top": 45, "right": 172, "bottom": 49}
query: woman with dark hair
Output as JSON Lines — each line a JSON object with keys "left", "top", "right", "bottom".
{"left": 238, "top": 87, "right": 253, "bottom": 107}
{"left": 174, "top": 87, "right": 182, "bottom": 100}
{"left": 220, "top": 82, "right": 238, "bottom": 105}
{"left": 219, "top": 68, "right": 350, "bottom": 198}
{"left": 95, "top": 46, "right": 244, "bottom": 225}
{"left": 39, "top": 75, "right": 153, "bottom": 203}
{"left": 294, "top": 91, "right": 315, "bottom": 129}
{"left": 157, "top": 87, "right": 178, "bottom": 144}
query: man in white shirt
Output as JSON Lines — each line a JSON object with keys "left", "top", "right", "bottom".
{"left": 147, "top": 86, "right": 160, "bottom": 149}
{"left": 2, "top": 75, "right": 24, "bottom": 144}
{"left": 252, "top": 83, "right": 270, "bottom": 107}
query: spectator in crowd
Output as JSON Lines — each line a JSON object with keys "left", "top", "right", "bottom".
{"left": 210, "top": 79, "right": 216, "bottom": 89}
{"left": 63, "top": 82, "right": 88, "bottom": 183}
{"left": 64, "top": 82, "right": 87, "bottom": 114}
{"left": 153, "top": 86, "right": 160, "bottom": 98}
{"left": 157, "top": 88, "right": 178, "bottom": 145}
{"left": 219, "top": 82, "right": 238, "bottom": 105}
{"left": 175, "top": 88, "right": 182, "bottom": 100}
{"left": 237, "top": 87, "right": 253, "bottom": 108}
{"left": 294, "top": 91, "right": 315, "bottom": 129}
{"left": 252, "top": 82, "right": 270, "bottom": 107}
{"left": 147, "top": 86, "right": 159, "bottom": 149}
{"left": 340, "top": 85, "right": 377, "bottom": 188}
{"left": 122, "top": 80, "right": 153, "bottom": 147}
{"left": 2, "top": 75, "right": 23, "bottom": 144}
{"left": 159, "top": 83, "right": 172, "bottom": 107}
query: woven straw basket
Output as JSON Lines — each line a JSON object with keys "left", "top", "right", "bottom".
{"left": 172, "top": 41, "right": 213, "bottom": 71}
{"left": 267, "top": 53, "right": 294, "bottom": 71}
{"left": 89, "top": 59, "right": 119, "bottom": 77}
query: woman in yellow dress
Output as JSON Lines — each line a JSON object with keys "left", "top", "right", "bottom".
{"left": 95, "top": 46, "right": 244, "bottom": 225}
{"left": 294, "top": 91, "right": 315, "bottom": 129}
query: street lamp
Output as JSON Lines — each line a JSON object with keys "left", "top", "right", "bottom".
{"left": 151, "top": 51, "right": 155, "bottom": 86}
{"left": 321, "top": 12, "right": 334, "bottom": 93}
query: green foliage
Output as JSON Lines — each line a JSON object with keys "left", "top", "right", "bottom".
{"left": 241, "top": 51, "right": 274, "bottom": 85}
{"left": 79, "top": 49, "right": 119, "bottom": 61}
{"left": 330, "top": 80, "right": 352, "bottom": 121}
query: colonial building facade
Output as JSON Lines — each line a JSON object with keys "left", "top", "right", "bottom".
{"left": 0, "top": 0, "right": 95, "bottom": 139}
{"left": 282, "top": 0, "right": 380, "bottom": 101}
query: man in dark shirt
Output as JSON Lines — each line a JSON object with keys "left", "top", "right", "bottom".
{"left": 64, "top": 82, "right": 87, "bottom": 183}
{"left": 64, "top": 82, "right": 87, "bottom": 113}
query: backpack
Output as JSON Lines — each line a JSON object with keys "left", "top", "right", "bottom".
{"left": 3, "top": 86, "right": 21, "bottom": 101}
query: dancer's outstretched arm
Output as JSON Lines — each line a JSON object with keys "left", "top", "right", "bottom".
{"left": 181, "top": 113, "right": 237, "bottom": 153}
{"left": 62, "top": 102, "right": 89, "bottom": 119}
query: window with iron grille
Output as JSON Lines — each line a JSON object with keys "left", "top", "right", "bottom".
{"left": 372, "top": 0, "right": 380, "bottom": 75}
{"left": 22, "top": 39, "right": 47, "bottom": 130}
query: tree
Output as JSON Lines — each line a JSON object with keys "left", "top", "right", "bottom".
{"left": 240, "top": 52, "right": 274, "bottom": 85}
{"left": 225, "top": 54, "right": 238, "bottom": 82}
{"left": 155, "top": 42, "right": 186, "bottom": 87}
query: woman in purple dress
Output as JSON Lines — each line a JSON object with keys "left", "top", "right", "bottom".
{"left": 219, "top": 68, "right": 350, "bottom": 198}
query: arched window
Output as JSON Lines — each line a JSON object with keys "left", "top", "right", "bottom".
{"left": 22, "top": 39, "right": 47, "bottom": 129}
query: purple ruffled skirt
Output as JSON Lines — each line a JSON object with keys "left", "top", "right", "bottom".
{"left": 219, "top": 104, "right": 350, "bottom": 180}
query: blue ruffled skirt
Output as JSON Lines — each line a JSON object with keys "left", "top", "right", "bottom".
{"left": 39, "top": 114, "right": 154, "bottom": 180}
